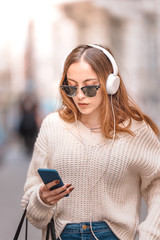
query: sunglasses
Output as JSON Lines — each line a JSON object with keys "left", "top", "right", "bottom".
{"left": 60, "top": 84, "right": 101, "bottom": 97}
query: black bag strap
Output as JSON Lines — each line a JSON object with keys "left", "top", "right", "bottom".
{"left": 50, "top": 218, "right": 56, "bottom": 240}
{"left": 46, "top": 218, "right": 56, "bottom": 240}
{"left": 25, "top": 217, "right": 28, "bottom": 240}
{"left": 46, "top": 222, "right": 50, "bottom": 240}
{"left": 13, "top": 208, "right": 28, "bottom": 240}
{"left": 13, "top": 207, "right": 56, "bottom": 240}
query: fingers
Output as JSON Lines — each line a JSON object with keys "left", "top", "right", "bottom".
{"left": 39, "top": 182, "right": 74, "bottom": 205}
{"left": 44, "top": 180, "right": 60, "bottom": 191}
{"left": 42, "top": 183, "right": 70, "bottom": 198}
{"left": 48, "top": 185, "right": 74, "bottom": 204}
{"left": 39, "top": 180, "right": 60, "bottom": 204}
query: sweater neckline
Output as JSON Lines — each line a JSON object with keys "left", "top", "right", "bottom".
{"left": 77, "top": 120, "right": 101, "bottom": 133}
{"left": 76, "top": 120, "right": 106, "bottom": 146}
{"left": 61, "top": 118, "right": 111, "bottom": 146}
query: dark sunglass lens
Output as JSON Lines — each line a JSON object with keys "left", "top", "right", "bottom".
{"left": 63, "top": 86, "right": 76, "bottom": 96}
{"left": 82, "top": 86, "right": 97, "bottom": 97}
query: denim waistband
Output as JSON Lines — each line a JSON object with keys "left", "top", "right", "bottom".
{"left": 63, "top": 221, "right": 110, "bottom": 232}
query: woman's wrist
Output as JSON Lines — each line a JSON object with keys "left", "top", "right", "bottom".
{"left": 37, "top": 185, "right": 55, "bottom": 208}
{"left": 39, "top": 188, "right": 53, "bottom": 205}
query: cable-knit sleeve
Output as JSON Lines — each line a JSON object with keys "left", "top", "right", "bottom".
{"left": 138, "top": 125, "right": 160, "bottom": 239}
{"left": 21, "top": 115, "right": 56, "bottom": 230}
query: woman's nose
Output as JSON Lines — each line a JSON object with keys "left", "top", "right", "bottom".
{"left": 76, "top": 87, "right": 85, "bottom": 99}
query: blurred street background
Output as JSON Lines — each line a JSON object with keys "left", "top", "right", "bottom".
{"left": 0, "top": 0, "right": 160, "bottom": 239}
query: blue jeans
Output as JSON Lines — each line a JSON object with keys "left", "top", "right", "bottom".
{"left": 57, "top": 221, "right": 119, "bottom": 240}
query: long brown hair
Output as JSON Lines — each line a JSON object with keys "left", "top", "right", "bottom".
{"left": 58, "top": 44, "right": 159, "bottom": 138}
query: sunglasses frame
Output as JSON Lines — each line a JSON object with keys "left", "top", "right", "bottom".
{"left": 60, "top": 84, "right": 101, "bottom": 97}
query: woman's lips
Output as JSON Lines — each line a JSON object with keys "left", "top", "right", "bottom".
{"left": 78, "top": 103, "right": 89, "bottom": 108}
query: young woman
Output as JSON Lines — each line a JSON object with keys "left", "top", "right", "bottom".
{"left": 22, "top": 44, "right": 160, "bottom": 240}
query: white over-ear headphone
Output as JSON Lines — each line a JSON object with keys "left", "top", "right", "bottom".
{"left": 87, "top": 44, "right": 120, "bottom": 95}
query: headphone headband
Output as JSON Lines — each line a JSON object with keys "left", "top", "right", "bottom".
{"left": 87, "top": 44, "right": 118, "bottom": 76}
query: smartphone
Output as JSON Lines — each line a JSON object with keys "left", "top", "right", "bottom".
{"left": 37, "top": 168, "right": 69, "bottom": 196}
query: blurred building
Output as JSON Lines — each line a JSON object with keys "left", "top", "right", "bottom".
{"left": 0, "top": 0, "right": 160, "bottom": 144}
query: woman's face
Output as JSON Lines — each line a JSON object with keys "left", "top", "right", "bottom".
{"left": 66, "top": 59, "right": 103, "bottom": 119}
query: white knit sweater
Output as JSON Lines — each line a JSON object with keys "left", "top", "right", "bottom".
{"left": 21, "top": 112, "right": 160, "bottom": 240}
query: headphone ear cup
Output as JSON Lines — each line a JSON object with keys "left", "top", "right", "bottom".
{"left": 106, "top": 74, "right": 120, "bottom": 95}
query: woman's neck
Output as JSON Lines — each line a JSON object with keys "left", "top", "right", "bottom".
{"left": 80, "top": 114, "right": 101, "bottom": 130}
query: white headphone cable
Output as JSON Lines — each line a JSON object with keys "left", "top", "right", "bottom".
{"left": 89, "top": 192, "right": 99, "bottom": 240}
{"left": 110, "top": 95, "right": 116, "bottom": 142}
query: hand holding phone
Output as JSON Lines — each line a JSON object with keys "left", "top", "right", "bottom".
{"left": 37, "top": 168, "right": 74, "bottom": 205}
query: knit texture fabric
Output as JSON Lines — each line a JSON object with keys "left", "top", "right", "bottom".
{"left": 21, "top": 112, "right": 160, "bottom": 240}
